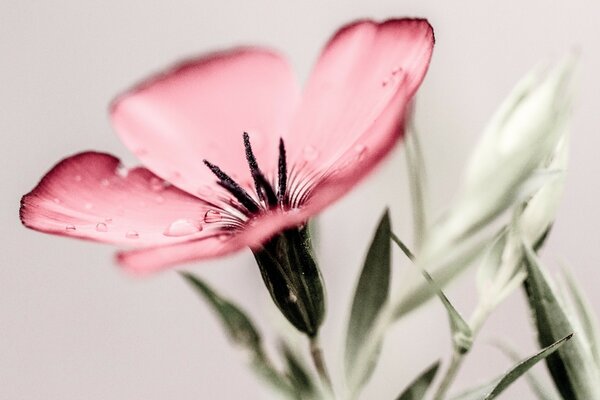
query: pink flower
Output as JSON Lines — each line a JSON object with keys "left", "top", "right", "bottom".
{"left": 20, "top": 19, "right": 434, "bottom": 275}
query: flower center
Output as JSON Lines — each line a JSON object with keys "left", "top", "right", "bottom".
{"left": 203, "top": 132, "right": 288, "bottom": 218}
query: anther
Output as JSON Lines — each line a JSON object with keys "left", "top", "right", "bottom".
{"left": 243, "top": 132, "right": 277, "bottom": 207}
{"left": 203, "top": 160, "right": 260, "bottom": 214}
{"left": 278, "top": 138, "right": 287, "bottom": 205}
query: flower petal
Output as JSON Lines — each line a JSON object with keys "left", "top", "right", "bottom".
{"left": 117, "top": 209, "right": 310, "bottom": 273}
{"left": 284, "top": 19, "right": 434, "bottom": 202}
{"left": 110, "top": 48, "right": 299, "bottom": 199}
{"left": 20, "top": 152, "right": 232, "bottom": 247}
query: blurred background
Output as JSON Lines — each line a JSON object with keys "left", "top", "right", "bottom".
{"left": 2, "top": 1, "right": 599, "bottom": 398}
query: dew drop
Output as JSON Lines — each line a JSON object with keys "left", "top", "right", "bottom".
{"left": 149, "top": 177, "right": 165, "bottom": 192}
{"left": 116, "top": 165, "right": 129, "bottom": 178}
{"left": 204, "top": 209, "right": 222, "bottom": 223}
{"left": 164, "top": 219, "right": 202, "bottom": 237}
{"left": 217, "top": 232, "right": 232, "bottom": 242}
{"left": 354, "top": 144, "right": 367, "bottom": 161}
{"left": 84, "top": 202, "right": 93, "bottom": 210}
{"left": 196, "top": 185, "right": 214, "bottom": 198}
{"left": 303, "top": 146, "right": 319, "bottom": 161}
{"left": 65, "top": 225, "right": 76, "bottom": 231}
{"left": 95, "top": 223, "right": 108, "bottom": 232}
{"left": 125, "top": 230, "right": 139, "bottom": 239}
{"left": 74, "top": 175, "right": 82, "bottom": 182}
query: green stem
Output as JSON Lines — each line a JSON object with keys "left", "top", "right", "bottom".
{"left": 433, "top": 350, "right": 466, "bottom": 400}
{"left": 309, "top": 335, "right": 335, "bottom": 397}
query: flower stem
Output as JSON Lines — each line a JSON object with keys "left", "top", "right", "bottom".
{"left": 433, "top": 349, "right": 466, "bottom": 400}
{"left": 309, "top": 335, "right": 335, "bottom": 397}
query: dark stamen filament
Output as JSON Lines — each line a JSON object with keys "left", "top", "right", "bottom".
{"left": 203, "top": 160, "right": 260, "bottom": 214}
{"left": 204, "top": 133, "right": 291, "bottom": 218}
{"left": 243, "top": 132, "right": 278, "bottom": 207}
{"left": 278, "top": 138, "right": 287, "bottom": 205}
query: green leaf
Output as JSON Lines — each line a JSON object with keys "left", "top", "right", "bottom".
{"left": 396, "top": 361, "right": 440, "bottom": 400}
{"left": 492, "top": 340, "right": 561, "bottom": 400}
{"left": 280, "top": 342, "right": 317, "bottom": 398}
{"left": 181, "top": 273, "right": 293, "bottom": 396}
{"left": 561, "top": 265, "right": 600, "bottom": 368}
{"left": 484, "top": 334, "right": 572, "bottom": 399}
{"left": 522, "top": 242, "right": 600, "bottom": 399}
{"left": 345, "top": 209, "right": 392, "bottom": 391}
{"left": 181, "top": 272, "right": 261, "bottom": 348}
{"left": 391, "top": 233, "right": 472, "bottom": 353}
{"left": 451, "top": 335, "right": 571, "bottom": 400}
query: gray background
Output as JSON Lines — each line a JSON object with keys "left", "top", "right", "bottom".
{"left": 2, "top": 1, "right": 599, "bottom": 399}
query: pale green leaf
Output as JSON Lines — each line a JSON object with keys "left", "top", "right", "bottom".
{"left": 181, "top": 273, "right": 293, "bottom": 396}
{"left": 484, "top": 334, "right": 572, "bottom": 399}
{"left": 475, "top": 230, "right": 508, "bottom": 297}
{"left": 451, "top": 335, "right": 571, "bottom": 400}
{"left": 396, "top": 361, "right": 440, "bottom": 400}
{"left": 182, "top": 272, "right": 261, "bottom": 348}
{"left": 492, "top": 340, "right": 561, "bottom": 400}
{"left": 522, "top": 242, "right": 600, "bottom": 399}
{"left": 560, "top": 265, "right": 600, "bottom": 368}
{"left": 391, "top": 233, "right": 472, "bottom": 353}
{"left": 280, "top": 342, "right": 318, "bottom": 398}
{"left": 345, "top": 210, "right": 392, "bottom": 390}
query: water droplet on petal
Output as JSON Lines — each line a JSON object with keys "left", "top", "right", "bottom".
{"left": 116, "top": 165, "right": 129, "bottom": 178}
{"left": 217, "top": 232, "right": 232, "bottom": 242}
{"left": 303, "top": 146, "right": 319, "bottom": 161}
{"left": 163, "top": 219, "right": 202, "bottom": 237}
{"left": 354, "top": 144, "right": 367, "bottom": 161}
{"left": 196, "top": 185, "right": 214, "bottom": 198}
{"left": 125, "top": 230, "right": 139, "bottom": 239}
{"left": 149, "top": 177, "right": 165, "bottom": 192}
{"left": 95, "top": 223, "right": 108, "bottom": 232}
{"left": 74, "top": 175, "right": 82, "bottom": 182}
{"left": 84, "top": 202, "right": 93, "bottom": 210}
{"left": 65, "top": 225, "right": 76, "bottom": 231}
{"left": 100, "top": 179, "right": 110, "bottom": 187}
{"left": 204, "top": 209, "right": 222, "bottom": 223}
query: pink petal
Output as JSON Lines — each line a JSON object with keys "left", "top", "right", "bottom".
{"left": 284, "top": 19, "right": 434, "bottom": 203}
{"left": 117, "top": 209, "right": 311, "bottom": 273}
{"left": 20, "top": 152, "right": 234, "bottom": 247}
{"left": 110, "top": 48, "right": 299, "bottom": 199}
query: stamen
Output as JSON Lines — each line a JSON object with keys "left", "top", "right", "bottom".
{"left": 243, "top": 132, "right": 277, "bottom": 207}
{"left": 278, "top": 138, "right": 287, "bottom": 205}
{"left": 203, "top": 160, "right": 260, "bottom": 214}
